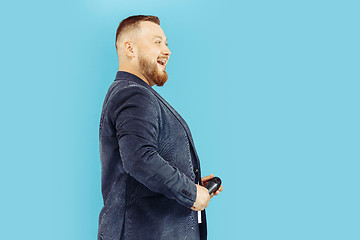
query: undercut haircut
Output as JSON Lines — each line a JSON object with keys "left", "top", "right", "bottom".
{"left": 115, "top": 15, "right": 160, "bottom": 50}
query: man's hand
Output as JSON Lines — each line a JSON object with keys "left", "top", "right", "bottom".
{"left": 191, "top": 185, "right": 210, "bottom": 211}
{"left": 201, "top": 174, "right": 223, "bottom": 198}
{"left": 190, "top": 174, "right": 224, "bottom": 211}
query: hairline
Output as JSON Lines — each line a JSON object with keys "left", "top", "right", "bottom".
{"left": 116, "top": 19, "right": 161, "bottom": 49}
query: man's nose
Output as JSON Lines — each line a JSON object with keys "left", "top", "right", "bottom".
{"left": 162, "top": 45, "right": 171, "bottom": 56}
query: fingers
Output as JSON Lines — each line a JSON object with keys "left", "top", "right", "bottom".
{"left": 212, "top": 185, "right": 223, "bottom": 196}
{"left": 201, "top": 174, "right": 214, "bottom": 183}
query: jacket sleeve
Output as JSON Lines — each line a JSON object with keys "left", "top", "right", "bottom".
{"left": 113, "top": 85, "right": 197, "bottom": 208}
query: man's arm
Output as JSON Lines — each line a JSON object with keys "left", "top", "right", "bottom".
{"left": 113, "top": 85, "right": 197, "bottom": 208}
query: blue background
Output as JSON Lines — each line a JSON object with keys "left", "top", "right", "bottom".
{"left": 1, "top": 0, "right": 359, "bottom": 239}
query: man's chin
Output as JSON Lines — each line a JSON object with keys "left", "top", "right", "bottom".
{"left": 155, "top": 71, "right": 168, "bottom": 86}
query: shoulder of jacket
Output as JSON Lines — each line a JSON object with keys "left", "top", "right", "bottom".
{"left": 108, "top": 80, "right": 158, "bottom": 102}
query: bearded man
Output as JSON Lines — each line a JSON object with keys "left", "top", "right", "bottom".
{"left": 98, "top": 15, "right": 222, "bottom": 240}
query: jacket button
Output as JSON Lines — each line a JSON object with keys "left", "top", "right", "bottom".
{"left": 194, "top": 168, "right": 199, "bottom": 174}
{"left": 182, "top": 189, "right": 191, "bottom": 197}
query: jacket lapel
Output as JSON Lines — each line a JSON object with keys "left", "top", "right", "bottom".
{"left": 150, "top": 89, "right": 201, "bottom": 168}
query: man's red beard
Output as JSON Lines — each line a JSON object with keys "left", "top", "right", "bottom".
{"left": 138, "top": 55, "right": 168, "bottom": 86}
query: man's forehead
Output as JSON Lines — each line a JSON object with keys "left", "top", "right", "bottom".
{"left": 139, "top": 21, "right": 166, "bottom": 39}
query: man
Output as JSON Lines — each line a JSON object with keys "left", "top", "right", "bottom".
{"left": 98, "top": 15, "right": 222, "bottom": 240}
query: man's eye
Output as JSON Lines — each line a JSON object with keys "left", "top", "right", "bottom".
{"left": 155, "top": 41, "right": 161, "bottom": 45}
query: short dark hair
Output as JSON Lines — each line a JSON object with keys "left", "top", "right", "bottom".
{"left": 115, "top": 15, "right": 160, "bottom": 49}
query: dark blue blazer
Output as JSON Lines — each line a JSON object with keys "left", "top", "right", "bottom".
{"left": 98, "top": 71, "right": 207, "bottom": 240}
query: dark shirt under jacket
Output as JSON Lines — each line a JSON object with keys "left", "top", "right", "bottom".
{"left": 98, "top": 71, "right": 207, "bottom": 240}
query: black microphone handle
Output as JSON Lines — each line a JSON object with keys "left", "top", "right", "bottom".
{"left": 205, "top": 177, "right": 222, "bottom": 195}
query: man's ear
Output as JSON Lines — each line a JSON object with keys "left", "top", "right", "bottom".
{"left": 123, "top": 41, "right": 135, "bottom": 58}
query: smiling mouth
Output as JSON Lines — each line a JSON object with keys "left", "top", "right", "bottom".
{"left": 157, "top": 59, "right": 167, "bottom": 68}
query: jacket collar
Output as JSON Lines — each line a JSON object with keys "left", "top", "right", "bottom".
{"left": 114, "top": 71, "right": 151, "bottom": 89}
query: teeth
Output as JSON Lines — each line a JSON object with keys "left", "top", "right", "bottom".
{"left": 158, "top": 59, "right": 166, "bottom": 65}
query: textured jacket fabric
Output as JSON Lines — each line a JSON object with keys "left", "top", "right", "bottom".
{"left": 98, "top": 71, "right": 207, "bottom": 240}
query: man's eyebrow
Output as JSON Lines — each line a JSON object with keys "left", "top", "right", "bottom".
{"left": 153, "top": 35, "right": 168, "bottom": 42}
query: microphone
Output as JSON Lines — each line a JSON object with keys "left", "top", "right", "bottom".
{"left": 205, "top": 177, "right": 222, "bottom": 195}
